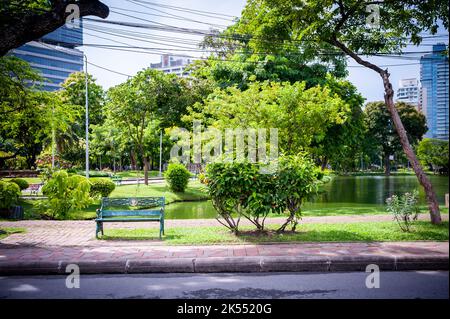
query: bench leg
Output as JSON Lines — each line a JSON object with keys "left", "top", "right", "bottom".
{"left": 96, "top": 222, "right": 103, "bottom": 238}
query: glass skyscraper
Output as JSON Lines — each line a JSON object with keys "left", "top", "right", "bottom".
{"left": 420, "top": 43, "right": 449, "bottom": 140}
{"left": 10, "top": 24, "right": 84, "bottom": 91}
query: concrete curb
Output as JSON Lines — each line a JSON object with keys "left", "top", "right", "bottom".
{"left": 0, "top": 255, "right": 448, "bottom": 275}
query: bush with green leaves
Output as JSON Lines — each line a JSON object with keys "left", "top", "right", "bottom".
{"left": 206, "top": 154, "right": 321, "bottom": 233}
{"left": 40, "top": 170, "right": 92, "bottom": 219}
{"left": 386, "top": 190, "right": 420, "bottom": 232}
{"left": 0, "top": 181, "right": 21, "bottom": 210}
{"left": 9, "top": 178, "right": 29, "bottom": 191}
{"left": 89, "top": 178, "right": 115, "bottom": 198}
{"left": 164, "top": 163, "right": 191, "bottom": 192}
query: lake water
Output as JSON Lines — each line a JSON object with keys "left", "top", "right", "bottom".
{"left": 164, "top": 175, "right": 449, "bottom": 219}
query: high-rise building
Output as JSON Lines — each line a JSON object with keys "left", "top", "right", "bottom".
{"left": 396, "top": 78, "right": 420, "bottom": 107}
{"left": 150, "top": 54, "right": 193, "bottom": 77}
{"left": 10, "top": 24, "right": 84, "bottom": 91}
{"left": 420, "top": 43, "right": 449, "bottom": 140}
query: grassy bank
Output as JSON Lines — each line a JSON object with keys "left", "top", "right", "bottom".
{"left": 100, "top": 221, "right": 449, "bottom": 245}
{"left": 19, "top": 181, "right": 209, "bottom": 220}
{"left": 0, "top": 228, "right": 25, "bottom": 240}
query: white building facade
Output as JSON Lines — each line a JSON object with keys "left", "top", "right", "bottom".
{"left": 150, "top": 54, "right": 193, "bottom": 77}
{"left": 396, "top": 78, "right": 420, "bottom": 108}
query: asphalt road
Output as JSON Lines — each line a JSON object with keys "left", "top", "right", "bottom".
{"left": 0, "top": 271, "right": 448, "bottom": 299}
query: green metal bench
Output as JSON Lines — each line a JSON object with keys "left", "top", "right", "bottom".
{"left": 95, "top": 197, "right": 165, "bottom": 239}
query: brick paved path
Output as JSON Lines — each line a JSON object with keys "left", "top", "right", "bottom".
{"left": 0, "top": 215, "right": 448, "bottom": 273}
{"left": 0, "top": 241, "right": 448, "bottom": 264}
{"left": 0, "top": 214, "right": 447, "bottom": 247}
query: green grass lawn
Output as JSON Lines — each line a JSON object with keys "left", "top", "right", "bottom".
{"left": 110, "top": 181, "right": 208, "bottom": 202}
{"left": 0, "top": 227, "right": 25, "bottom": 240}
{"left": 301, "top": 204, "right": 449, "bottom": 216}
{"left": 114, "top": 170, "right": 161, "bottom": 179}
{"left": 2, "top": 177, "right": 42, "bottom": 184}
{"left": 19, "top": 181, "right": 210, "bottom": 220}
{"left": 100, "top": 221, "right": 449, "bottom": 245}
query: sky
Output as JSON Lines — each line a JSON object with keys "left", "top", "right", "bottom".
{"left": 81, "top": 0, "right": 449, "bottom": 103}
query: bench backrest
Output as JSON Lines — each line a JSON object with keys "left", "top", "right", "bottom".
{"left": 101, "top": 197, "right": 165, "bottom": 209}
{"left": 99, "top": 197, "right": 165, "bottom": 218}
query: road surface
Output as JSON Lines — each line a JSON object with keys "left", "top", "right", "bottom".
{"left": 0, "top": 271, "right": 448, "bottom": 299}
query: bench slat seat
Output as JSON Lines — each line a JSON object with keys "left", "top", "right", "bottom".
{"left": 95, "top": 197, "right": 165, "bottom": 239}
{"left": 98, "top": 218, "right": 161, "bottom": 222}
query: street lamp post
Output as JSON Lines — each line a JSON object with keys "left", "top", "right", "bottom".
{"left": 159, "top": 130, "right": 163, "bottom": 177}
{"left": 84, "top": 54, "right": 89, "bottom": 179}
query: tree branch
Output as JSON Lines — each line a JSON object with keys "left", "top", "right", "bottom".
{"left": 1, "top": 0, "right": 109, "bottom": 56}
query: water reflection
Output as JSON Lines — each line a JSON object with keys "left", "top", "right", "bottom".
{"left": 164, "top": 175, "right": 449, "bottom": 219}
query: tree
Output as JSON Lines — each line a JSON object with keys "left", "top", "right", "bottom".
{"left": 184, "top": 81, "right": 348, "bottom": 155}
{"left": 228, "top": 0, "right": 447, "bottom": 223}
{"left": 106, "top": 69, "right": 167, "bottom": 185}
{"left": 60, "top": 72, "right": 105, "bottom": 133}
{"left": 190, "top": 53, "right": 346, "bottom": 91}
{"left": 310, "top": 75, "right": 366, "bottom": 171}
{"left": 0, "top": 0, "right": 109, "bottom": 56}
{"left": 365, "top": 102, "right": 427, "bottom": 175}
{"left": 417, "top": 138, "right": 449, "bottom": 174}
{"left": 0, "top": 56, "right": 42, "bottom": 166}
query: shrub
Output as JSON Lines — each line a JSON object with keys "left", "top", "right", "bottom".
{"left": 164, "top": 163, "right": 191, "bottom": 192}
{"left": 9, "top": 178, "right": 29, "bottom": 191}
{"left": 79, "top": 171, "right": 111, "bottom": 178}
{"left": 0, "top": 181, "right": 21, "bottom": 210}
{"left": 198, "top": 173, "right": 208, "bottom": 185}
{"left": 5, "top": 156, "right": 27, "bottom": 169}
{"left": 206, "top": 154, "right": 320, "bottom": 233}
{"left": 386, "top": 190, "right": 420, "bottom": 232}
{"left": 90, "top": 178, "right": 115, "bottom": 198}
{"left": 40, "top": 170, "right": 92, "bottom": 219}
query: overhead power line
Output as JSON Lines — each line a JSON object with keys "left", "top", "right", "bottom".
{"left": 129, "top": 0, "right": 237, "bottom": 20}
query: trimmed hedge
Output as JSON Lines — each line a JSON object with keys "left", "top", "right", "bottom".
{"left": 9, "top": 178, "right": 29, "bottom": 191}
{"left": 90, "top": 178, "right": 116, "bottom": 198}
{"left": 0, "top": 181, "right": 21, "bottom": 209}
{"left": 164, "top": 163, "right": 191, "bottom": 192}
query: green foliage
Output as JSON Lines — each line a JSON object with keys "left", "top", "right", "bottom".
{"left": 9, "top": 178, "right": 29, "bottom": 190}
{"left": 89, "top": 178, "right": 116, "bottom": 198}
{"left": 417, "top": 138, "right": 449, "bottom": 174}
{"left": 231, "top": 1, "right": 447, "bottom": 58}
{"left": 40, "top": 170, "right": 92, "bottom": 219}
{"left": 0, "top": 181, "right": 21, "bottom": 210}
{"left": 60, "top": 72, "right": 105, "bottom": 131}
{"left": 206, "top": 154, "right": 320, "bottom": 232}
{"left": 365, "top": 101, "right": 427, "bottom": 174}
{"left": 164, "top": 163, "right": 191, "bottom": 192}
{"left": 4, "top": 155, "right": 27, "bottom": 169}
{"left": 185, "top": 81, "right": 348, "bottom": 154}
{"left": 0, "top": 56, "right": 45, "bottom": 169}
{"left": 386, "top": 191, "right": 420, "bottom": 232}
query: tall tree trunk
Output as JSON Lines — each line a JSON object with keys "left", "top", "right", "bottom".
{"left": 381, "top": 73, "right": 441, "bottom": 223}
{"left": 130, "top": 151, "right": 136, "bottom": 171}
{"left": 321, "top": 156, "right": 328, "bottom": 171}
{"left": 143, "top": 156, "right": 149, "bottom": 185}
{"left": 384, "top": 155, "right": 391, "bottom": 176}
{"left": 331, "top": 39, "right": 442, "bottom": 224}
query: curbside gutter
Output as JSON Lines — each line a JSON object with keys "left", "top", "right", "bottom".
{"left": 0, "top": 255, "right": 448, "bottom": 275}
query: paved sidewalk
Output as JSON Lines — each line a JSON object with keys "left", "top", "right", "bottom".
{"left": 0, "top": 241, "right": 447, "bottom": 274}
{"left": 0, "top": 215, "right": 448, "bottom": 274}
{"left": 0, "top": 214, "right": 447, "bottom": 247}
